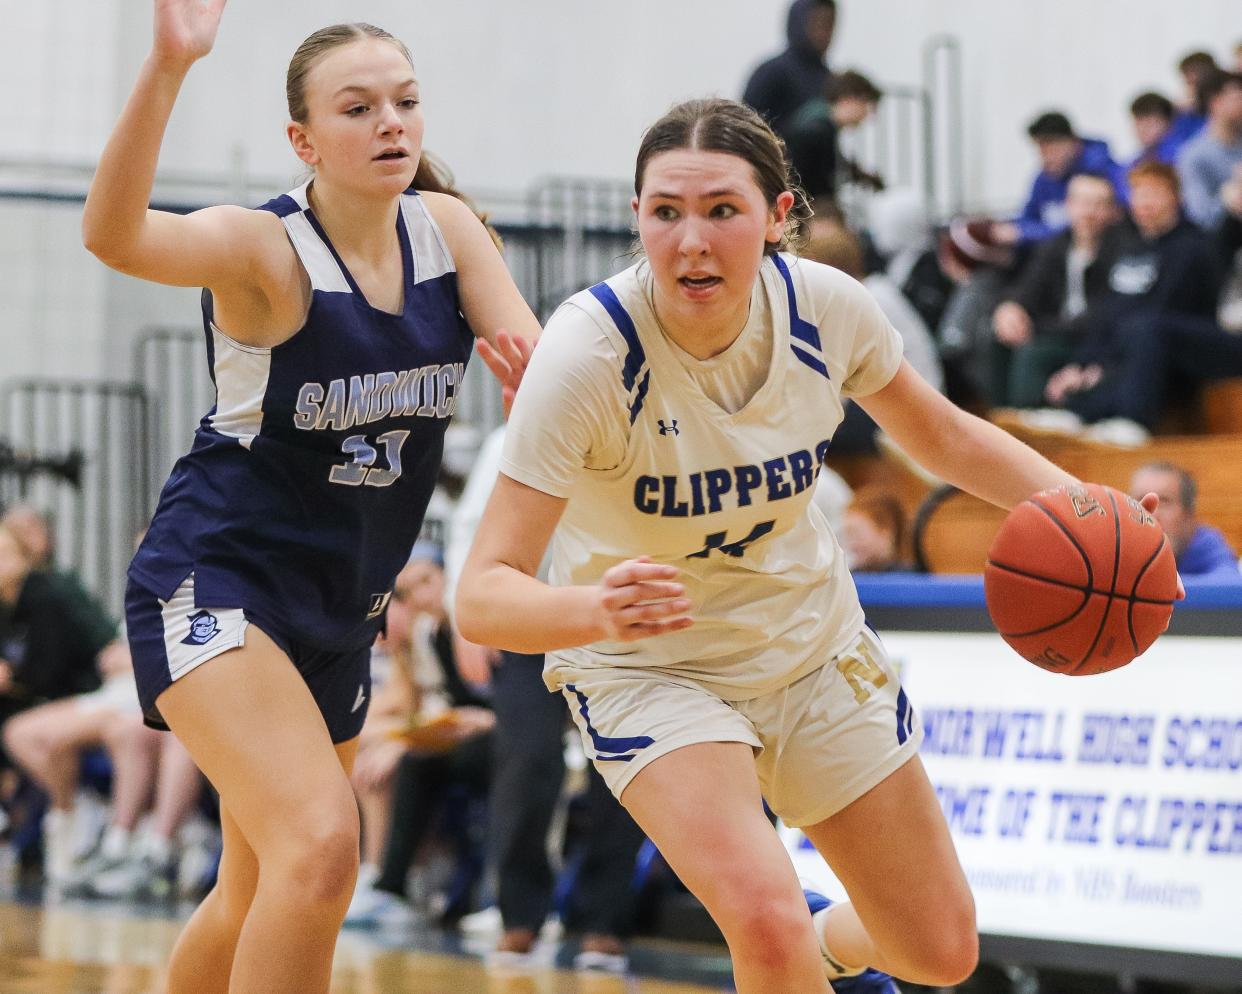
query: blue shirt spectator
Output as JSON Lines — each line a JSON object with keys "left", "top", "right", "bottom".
{"left": 1003, "top": 112, "right": 1127, "bottom": 246}
{"left": 1178, "top": 525, "right": 1242, "bottom": 579}
{"left": 1129, "top": 463, "right": 1241, "bottom": 581}
{"left": 1176, "top": 70, "right": 1242, "bottom": 229}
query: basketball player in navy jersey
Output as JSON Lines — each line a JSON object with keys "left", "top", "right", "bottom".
{"left": 82, "top": 3, "right": 537, "bottom": 992}
{"left": 457, "top": 100, "right": 1169, "bottom": 993}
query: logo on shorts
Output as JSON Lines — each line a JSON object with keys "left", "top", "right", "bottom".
{"left": 657, "top": 419, "right": 680, "bottom": 437}
{"left": 181, "top": 610, "right": 221, "bottom": 646}
{"left": 366, "top": 592, "right": 391, "bottom": 620}
{"left": 351, "top": 684, "right": 367, "bottom": 714}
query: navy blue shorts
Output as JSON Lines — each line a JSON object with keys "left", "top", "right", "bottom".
{"left": 125, "top": 573, "right": 372, "bottom": 744}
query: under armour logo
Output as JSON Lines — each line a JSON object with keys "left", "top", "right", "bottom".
{"left": 181, "top": 610, "right": 220, "bottom": 646}
{"left": 366, "top": 592, "right": 391, "bottom": 619}
{"left": 658, "top": 419, "right": 680, "bottom": 436}
{"left": 351, "top": 684, "right": 367, "bottom": 714}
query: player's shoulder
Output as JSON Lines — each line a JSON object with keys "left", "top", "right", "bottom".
{"left": 773, "top": 252, "right": 876, "bottom": 317}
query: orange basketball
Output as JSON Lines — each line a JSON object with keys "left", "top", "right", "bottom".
{"left": 984, "top": 483, "right": 1177, "bottom": 675}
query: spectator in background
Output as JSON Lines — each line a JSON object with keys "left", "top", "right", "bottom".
{"left": 841, "top": 489, "right": 912, "bottom": 573}
{"left": 0, "top": 506, "right": 54, "bottom": 571}
{"left": 0, "top": 520, "right": 114, "bottom": 883}
{"left": 1167, "top": 50, "right": 1218, "bottom": 149}
{"left": 993, "top": 112, "right": 1126, "bottom": 247}
{"left": 1127, "top": 91, "right": 1180, "bottom": 166}
{"left": 1234, "top": 41, "right": 1242, "bottom": 74}
{"left": 868, "top": 188, "right": 954, "bottom": 335}
{"left": 742, "top": 0, "right": 837, "bottom": 140}
{"left": 1046, "top": 162, "right": 1221, "bottom": 436}
{"left": 784, "top": 69, "right": 884, "bottom": 207}
{"left": 1129, "top": 463, "right": 1241, "bottom": 580}
{"left": 1177, "top": 69, "right": 1242, "bottom": 229}
{"left": 990, "top": 172, "right": 1120, "bottom": 409}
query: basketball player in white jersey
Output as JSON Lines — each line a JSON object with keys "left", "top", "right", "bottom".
{"left": 82, "top": 2, "right": 536, "bottom": 993}
{"left": 457, "top": 99, "right": 1117, "bottom": 992}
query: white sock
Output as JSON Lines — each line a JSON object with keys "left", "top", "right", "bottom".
{"left": 812, "top": 906, "right": 867, "bottom": 979}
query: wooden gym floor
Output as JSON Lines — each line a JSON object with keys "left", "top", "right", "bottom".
{"left": 0, "top": 892, "right": 731, "bottom": 994}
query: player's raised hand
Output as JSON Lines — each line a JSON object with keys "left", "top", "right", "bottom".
{"left": 152, "top": 0, "right": 228, "bottom": 68}
{"left": 595, "top": 557, "right": 693, "bottom": 642}
{"left": 477, "top": 330, "right": 535, "bottom": 420}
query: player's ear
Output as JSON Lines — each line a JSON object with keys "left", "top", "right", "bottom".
{"left": 767, "top": 190, "right": 796, "bottom": 242}
{"left": 287, "top": 121, "right": 320, "bottom": 167}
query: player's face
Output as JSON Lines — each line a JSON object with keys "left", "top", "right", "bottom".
{"left": 635, "top": 150, "right": 792, "bottom": 340}
{"left": 290, "top": 38, "right": 423, "bottom": 197}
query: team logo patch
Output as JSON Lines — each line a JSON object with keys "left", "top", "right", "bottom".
{"left": 657, "top": 419, "right": 680, "bottom": 436}
{"left": 181, "top": 610, "right": 221, "bottom": 646}
{"left": 366, "top": 592, "right": 392, "bottom": 620}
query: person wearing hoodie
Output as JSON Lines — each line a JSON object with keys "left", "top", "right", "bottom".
{"left": 992, "top": 112, "right": 1127, "bottom": 247}
{"left": 742, "top": 0, "right": 836, "bottom": 140}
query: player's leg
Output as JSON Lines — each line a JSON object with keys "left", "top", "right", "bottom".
{"left": 620, "top": 742, "right": 831, "bottom": 994}
{"left": 800, "top": 754, "right": 978, "bottom": 987}
{"left": 157, "top": 625, "right": 361, "bottom": 994}
{"left": 3, "top": 698, "right": 113, "bottom": 810}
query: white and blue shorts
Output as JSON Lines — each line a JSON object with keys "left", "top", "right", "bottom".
{"left": 555, "top": 626, "right": 922, "bottom": 827}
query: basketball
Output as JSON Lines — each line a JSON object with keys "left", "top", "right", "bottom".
{"left": 984, "top": 483, "right": 1178, "bottom": 675}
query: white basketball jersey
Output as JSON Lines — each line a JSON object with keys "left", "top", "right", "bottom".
{"left": 501, "top": 253, "right": 904, "bottom": 699}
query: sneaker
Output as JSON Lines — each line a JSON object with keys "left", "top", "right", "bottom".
{"left": 573, "top": 949, "right": 628, "bottom": 974}
{"left": 88, "top": 851, "right": 175, "bottom": 901}
{"left": 458, "top": 904, "right": 502, "bottom": 937}
{"left": 804, "top": 890, "right": 902, "bottom": 993}
{"left": 343, "top": 883, "right": 416, "bottom": 927}
{"left": 1081, "top": 417, "right": 1150, "bottom": 448}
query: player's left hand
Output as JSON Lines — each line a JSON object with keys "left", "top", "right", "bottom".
{"left": 478, "top": 330, "right": 535, "bottom": 420}
{"left": 1138, "top": 491, "right": 1186, "bottom": 601}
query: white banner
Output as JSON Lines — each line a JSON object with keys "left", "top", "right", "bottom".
{"left": 782, "top": 633, "right": 1242, "bottom": 959}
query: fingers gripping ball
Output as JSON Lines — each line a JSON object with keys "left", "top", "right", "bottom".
{"left": 984, "top": 484, "right": 1177, "bottom": 675}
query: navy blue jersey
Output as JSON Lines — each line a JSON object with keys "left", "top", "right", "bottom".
{"left": 130, "top": 183, "right": 472, "bottom": 649}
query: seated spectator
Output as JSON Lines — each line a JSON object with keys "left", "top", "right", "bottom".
{"left": 1127, "top": 91, "right": 1180, "bottom": 167}
{"left": 741, "top": 0, "right": 836, "bottom": 140}
{"left": 868, "top": 187, "right": 955, "bottom": 334}
{"left": 992, "top": 111, "right": 1127, "bottom": 247}
{"left": 841, "top": 489, "right": 913, "bottom": 573}
{"left": 990, "top": 173, "right": 1121, "bottom": 408}
{"left": 1046, "top": 162, "right": 1222, "bottom": 434}
{"left": 0, "top": 521, "right": 113, "bottom": 829}
{"left": 1177, "top": 69, "right": 1242, "bottom": 229}
{"left": 347, "top": 543, "right": 494, "bottom": 926}
{"left": 1217, "top": 163, "right": 1242, "bottom": 330}
{"left": 784, "top": 69, "right": 884, "bottom": 207}
{"left": 1167, "top": 50, "right": 1218, "bottom": 150}
{"left": 0, "top": 505, "right": 54, "bottom": 570}
{"left": 2, "top": 636, "right": 135, "bottom": 890}
{"left": 1129, "top": 463, "right": 1242, "bottom": 580}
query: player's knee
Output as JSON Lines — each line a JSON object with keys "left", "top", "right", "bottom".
{"left": 716, "top": 892, "right": 816, "bottom": 965}
{"left": 907, "top": 900, "right": 979, "bottom": 986}
{"left": 273, "top": 812, "right": 360, "bottom": 906}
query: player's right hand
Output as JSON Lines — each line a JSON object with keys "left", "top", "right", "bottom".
{"left": 595, "top": 557, "right": 693, "bottom": 642}
{"left": 153, "top": 0, "right": 228, "bottom": 68}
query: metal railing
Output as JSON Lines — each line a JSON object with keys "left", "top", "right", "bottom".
{"left": 0, "top": 379, "right": 150, "bottom": 615}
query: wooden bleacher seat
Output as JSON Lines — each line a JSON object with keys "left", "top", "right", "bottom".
{"left": 1203, "top": 378, "right": 1242, "bottom": 435}
{"left": 830, "top": 427, "right": 1242, "bottom": 575}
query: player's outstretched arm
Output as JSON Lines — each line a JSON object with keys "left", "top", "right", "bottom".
{"left": 456, "top": 474, "right": 692, "bottom": 654}
{"left": 424, "top": 194, "right": 541, "bottom": 412}
{"left": 82, "top": 0, "right": 273, "bottom": 291}
{"left": 858, "top": 360, "right": 1078, "bottom": 510}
